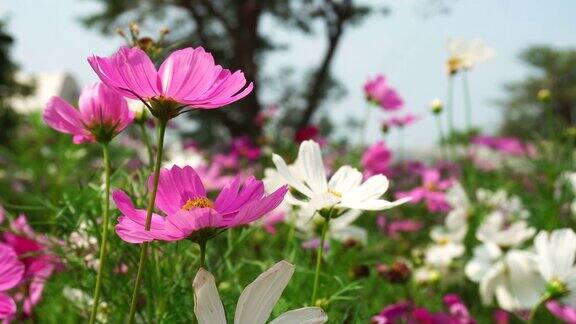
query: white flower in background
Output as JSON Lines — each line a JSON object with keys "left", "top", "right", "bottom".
{"left": 414, "top": 266, "right": 441, "bottom": 284}
{"left": 164, "top": 141, "right": 205, "bottom": 168}
{"left": 68, "top": 221, "right": 100, "bottom": 270}
{"left": 127, "top": 99, "right": 145, "bottom": 118}
{"left": 193, "top": 260, "right": 327, "bottom": 324}
{"left": 424, "top": 225, "right": 466, "bottom": 268}
{"left": 465, "top": 243, "right": 544, "bottom": 311}
{"left": 534, "top": 229, "right": 576, "bottom": 305}
{"left": 447, "top": 38, "right": 495, "bottom": 72}
{"left": 476, "top": 188, "right": 529, "bottom": 219}
{"left": 476, "top": 211, "right": 535, "bottom": 248}
{"left": 272, "top": 140, "right": 409, "bottom": 216}
{"left": 445, "top": 182, "right": 471, "bottom": 230}
{"left": 554, "top": 172, "right": 576, "bottom": 216}
{"left": 63, "top": 287, "right": 109, "bottom": 322}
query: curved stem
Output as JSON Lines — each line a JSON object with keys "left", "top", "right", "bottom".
{"left": 311, "top": 214, "right": 331, "bottom": 305}
{"left": 446, "top": 74, "right": 455, "bottom": 135}
{"left": 139, "top": 123, "right": 154, "bottom": 166}
{"left": 127, "top": 119, "right": 168, "bottom": 324}
{"left": 89, "top": 143, "right": 111, "bottom": 324}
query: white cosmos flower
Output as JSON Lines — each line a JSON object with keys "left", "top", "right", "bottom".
{"left": 296, "top": 209, "right": 367, "bottom": 244}
{"left": 193, "top": 260, "right": 327, "bottom": 324}
{"left": 272, "top": 140, "right": 409, "bottom": 214}
{"left": 476, "top": 211, "right": 535, "bottom": 248}
{"left": 424, "top": 225, "right": 466, "bottom": 268}
{"left": 445, "top": 182, "right": 471, "bottom": 231}
{"left": 465, "top": 243, "right": 544, "bottom": 311}
{"left": 164, "top": 141, "right": 205, "bottom": 168}
{"left": 447, "top": 38, "right": 495, "bottom": 71}
{"left": 534, "top": 228, "right": 576, "bottom": 306}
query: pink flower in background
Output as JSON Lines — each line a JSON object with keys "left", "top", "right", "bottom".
{"left": 230, "top": 136, "right": 261, "bottom": 161}
{"left": 385, "top": 113, "right": 418, "bottom": 129}
{"left": 396, "top": 168, "right": 454, "bottom": 213}
{"left": 294, "top": 125, "right": 327, "bottom": 146}
{"left": 0, "top": 244, "right": 24, "bottom": 320}
{"left": 443, "top": 294, "right": 476, "bottom": 324}
{"left": 213, "top": 153, "right": 239, "bottom": 170}
{"left": 3, "top": 215, "right": 57, "bottom": 317}
{"left": 194, "top": 163, "right": 233, "bottom": 192}
{"left": 43, "top": 82, "right": 134, "bottom": 144}
{"left": 255, "top": 105, "right": 278, "bottom": 126}
{"left": 89, "top": 46, "right": 253, "bottom": 116}
{"left": 362, "top": 141, "right": 392, "bottom": 177}
{"left": 372, "top": 296, "right": 475, "bottom": 324}
{"left": 493, "top": 309, "right": 510, "bottom": 324}
{"left": 387, "top": 219, "right": 423, "bottom": 238}
{"left": 114, "top": 165, "right": 287, "bottom": 243}
{"left": 472, "top": 136, "right": 534, "bottom": 156}
{"left": 364, "top": 75, "right": 404, "bottom": 111}
{"left": 546, "top": 301, "right": 576, "bottom": 324}
{"left": 260, "top": 211, "right": 285, "bottom": 235}
{"left": 302, "top": 238, "right": 329, "bottom": 252}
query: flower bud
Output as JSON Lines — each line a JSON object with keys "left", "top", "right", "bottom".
{"left": 431, "top": 99, "right": 443, "bottom": 114}
{"left": 537, "top": 89, "right": 551, "bottom": 103}
{"left": 376, "top": 261, "right": 411, "bottom": 284}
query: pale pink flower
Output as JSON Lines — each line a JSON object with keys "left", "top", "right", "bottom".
{"left": 88, "top": 46, "right": 253, "bottom": 118}
{"left": 113, "top": 165, "right": 287, "bottom": 243}
{"left": 384, "top": 113, "right": 418, "bottom": 129}
{"left": 0, "top": 244, "right": 24, "bottom": 320}
{"left": 43, "top": 82, "right": 134, "bottom": 144}
{"left": 364, "top": 75, "right": 403, "bottom": 111}
{"left": 396, "top": 168, "right": 453, "bottom": 213}
{"left": 472, "top": 136, "right": 534, "bottom": 156}
{"left": 362, "top": 141, "right": 392, "bottom": 177}
{"left": 230, "top": 136, "right": 261, "bottom": 161}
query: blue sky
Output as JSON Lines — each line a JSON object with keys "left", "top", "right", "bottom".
{"left": 1, "top": 0, "right": 575, "bottom": 148}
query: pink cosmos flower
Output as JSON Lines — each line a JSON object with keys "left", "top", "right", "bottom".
{"left": 254, "top": 105, "right": 278, "bottom": 127}
{"left": 230, "top": 136, "right": 261, "bottom": 161}
{"left": 194, "top": 163, "right": 233, "bottom": 192}
{"left": 472, "top": 136, "right": 533, "bottom": 156}
{"left": 546, "top": 301, "right": 576, "bottom": 324}
{"left": 384, "top": 113, "right": 418, "bottom": 129}
{"left": 43, "top": 82, "right": 134, "bottom": 144}
{"left": 372, "top": 296, "right": 475, "bottom": 324}
{"left": 2, "top": 215, "right": 57, "bottom": 317}
{"left": 88, "top": 46, "right": 253, "bottom": 118}
{"left": 113, "top": 165, "right": 287, "bottom": 243}
{"left": 362, "top": 141, "right": 392, "bottom": 177}
{"left": 396, "top": 168, "right": 454, "bottom": 213}
{"left": 0, "top": 244, "right": 24, "bottom": 320}
{"left": 364, "top": 75, "right": 403, "bottom": 111}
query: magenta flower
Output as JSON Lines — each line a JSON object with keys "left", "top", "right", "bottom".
{"left": 396, "top": 168, "right": 454, "bottom": 213}
{"left": 88, "top": 46, "right": 253, "bottom": 119}
{"left": 294, "top": 125, "right": 326, "bottom": 146}
{"left": 43, "top": 82, "right": 134, "bottom": 144}
{"left": 0, "top": 244, "right": 24, "bottom": 320}
{"left": 113, "top": 165, "right": 287, "bottom": 243}
{"left": 472, "top": 135, "right": 535, "bottom": 156}
{"left": 362, "top": 141, "right": 392, "bottom": 177}
{"left": 546, "top": 301, "right": 576, "bottom": 323}
{"left": 194, "top": 163, "right": 233, "bottom": 192}
{"left": 230, "top": 136, "right": 261, "bottom": 161}
{"left": 384, "top": 113, "right": 418, "bottom": 129}
{"left": 364, "top": 75, "right": 403, "bottom": 111}
{"left": 2, "top": 215, "right": 57, "bottom": 317}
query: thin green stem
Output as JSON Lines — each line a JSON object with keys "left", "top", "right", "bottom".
{"left": 139, "top": 123, "right": 154, "bottom": 166}
{"left": 311, "top": 214, "right": 331, "bottom": 305}
{"left": 462, "top": 70, "right": 472, "bottom": 132}
{"left": 199, "top": 240, "right": 207, "bottom": 269}
{"left": 446, "top": 74, "right": 455, "bottom": 136}
{"left": 435, "top": 115, "right": 447, "bottom": 160}
{"left": 127, "top": 119, "right": 168, "bottom": 324}
{"left": 89, "top": 143, "right": 111, "bottom": 324}
{"left": 527, "top": 293, "right": 550, "bottom": 324}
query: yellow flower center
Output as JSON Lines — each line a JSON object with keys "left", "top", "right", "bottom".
{"left": 446, "top": 57, "right": 463, "bottom": 74}
{"left": 437, "top": 237, "right": 450, "bottom": 245}
{"left": 181, "top": 197, "right": 214, "bottom": 211}
{"left": 328, "top": 188, "right": 342, "bottom": 199}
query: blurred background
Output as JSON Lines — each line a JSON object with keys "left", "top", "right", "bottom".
{"left": 0, "top": 0, "right": 575, "bottom": 152}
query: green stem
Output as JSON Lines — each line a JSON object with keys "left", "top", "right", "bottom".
{"left": 139, "top": 123, "right": 154, "bottom": 166}
{"left": 435, "top": 115, "right": 447, "bottom": 160}
{"left": 462, "top": 70, "right": 472, "bottom": 132}
{"left": 199, "top": 240, "right": 207, "bottom": 269}
{"left": 311, "top": 214, "right": 331, "bottom": 305}
{"left": 127, "top": 119, "right": 168, "bottom": 324}
{"left": 527, "top": 293, "right": 550, "bottom": 324}
{"left": 446, "top": 74, "right": 455, "bottom": 136}
{"left": 89, "top": 143, "right": 111, "bottom": 324}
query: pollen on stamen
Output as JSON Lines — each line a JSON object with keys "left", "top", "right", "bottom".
{"left": 181, "top": 197, "right": 214, "bottom": 211}
{"left": 328, "top": 188, "right": 342, "bottom": 199}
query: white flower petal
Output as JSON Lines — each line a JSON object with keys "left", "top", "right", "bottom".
{"left": 193, "top": 268, "right": 227, "bottom": 324}
{"left": 272, "top": 154, "right": 314, "bottom": 198}
{"left": 339, "top": 197, "right": 409, "bottom": 211}
{"left": 331, "top": 225, "right": 367, "bottom": 244}
{"left": 299, "top": 140, "right": 328, "bottom": 194}
{"left": 328, "top": 166, "right": 362, "bottom": 194}
{"left": 341, "top": 174, "right": 389, "bottom": 203}
{"left": 270, "top": 307, "right": 328, "bottom": 324}
{"left": 234, "top": 260, "right": 295, "bottom": 324}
